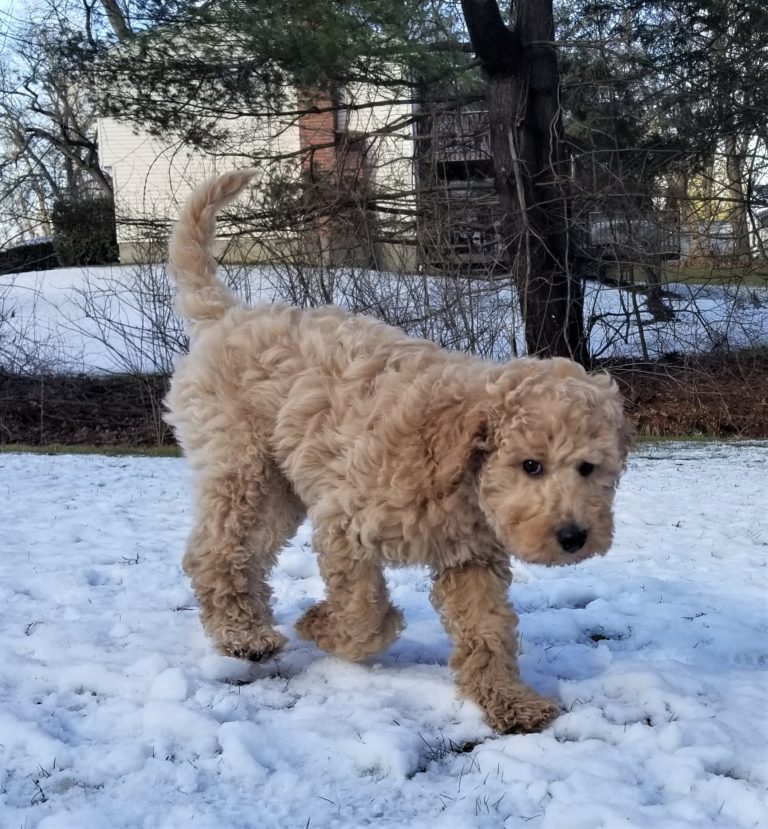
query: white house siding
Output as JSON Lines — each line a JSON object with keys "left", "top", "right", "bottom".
{"left": 97, "top": 114, "right": 301, "bottom": 263}
{"left": 97, "top": 87, "right": 417, "bottom": 267}
{"left": 343, "top": 82, "right": 417, "bottom": 270}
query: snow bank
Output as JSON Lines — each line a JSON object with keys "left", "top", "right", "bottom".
{"left": 2, "top": 264, "right": 766, "bottom": 374}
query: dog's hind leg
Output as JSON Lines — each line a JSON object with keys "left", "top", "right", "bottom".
{"left": 296, "top": 524, "right": 404, "bottom": 660}
{"left": 431, "top": 559, "right": 560, "bottom": 733}
{"left": 184, "top": 453, "right": 305, "bottom": 661}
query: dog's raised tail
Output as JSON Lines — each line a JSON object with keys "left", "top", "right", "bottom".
{"left": 168, "top": 168, "right": 257, "bottom": 326}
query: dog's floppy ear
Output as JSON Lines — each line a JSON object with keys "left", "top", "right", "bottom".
{"left": 618, "top": 414, "right": 635, "bottom": 469}
{"left": 596, "top": 373, "right": 634, "bottom": 469}
{"left": 585, "top": 369, "right": 634, "bottom": 470}
{"left": 424, "top": 404, "right": 495, "bottom": 498}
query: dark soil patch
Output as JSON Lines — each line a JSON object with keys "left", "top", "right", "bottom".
{"left": 0, "top": 373, "right": 172, "bottom": 447}
{"left": 0, "top": 350, "right": 766, "bottom": 447}
{"left": 604, "top": 350, "right": 768, "bottom": 439}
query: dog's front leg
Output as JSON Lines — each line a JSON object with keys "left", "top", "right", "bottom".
{"left": 431, "top": 560, "right": 559, "bottom": 733}
{"left": 296, "top": 525, "right": 404, "bottom": 661}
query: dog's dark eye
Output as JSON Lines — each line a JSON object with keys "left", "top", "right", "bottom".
{"left": 578, "top": 462, "right": 595, "bottom": 477}
{"left": 522, "top": 459, "right": 543, "bottom": 476}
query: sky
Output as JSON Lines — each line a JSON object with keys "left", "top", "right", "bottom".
{"left": 0, "top": 0, "right": 19, "bottom": 60}
{"left": 0, "top": 0, "right": 14, "bottom": 25}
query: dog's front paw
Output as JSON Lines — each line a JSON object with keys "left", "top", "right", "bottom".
{"left": 479, "top": 683, "right": 560, "bottom": 734}
{"left": 217, "top": 626, "right": 287, "bottom": 662}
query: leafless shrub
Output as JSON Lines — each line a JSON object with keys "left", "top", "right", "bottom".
{"left": 0, "top": 275, "right": 75, "bottom": 375}
{"left": 70, "top": 261, "right": 185, "bottom": 377}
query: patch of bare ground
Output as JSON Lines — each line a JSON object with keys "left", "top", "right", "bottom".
{"left": 1, "top": 350, "right": 766, "bottom": 448}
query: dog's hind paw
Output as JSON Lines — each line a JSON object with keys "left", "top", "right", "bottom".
{"left": 217, "top": 627, "right": 288, "bottom": 662}
{"left": 296, "top": 601, "right": 404, "bottom": 661}
{"left": 479, "top": 683, "right": 561, "bottom": 734}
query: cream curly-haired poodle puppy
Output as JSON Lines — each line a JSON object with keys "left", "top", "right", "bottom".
{"left": 165, "top": 169, "right": 631, "bottom": 734}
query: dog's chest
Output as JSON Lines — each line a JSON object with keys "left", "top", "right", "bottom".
{"left": 349, "top": 501, "right": 501, "bottom": 569}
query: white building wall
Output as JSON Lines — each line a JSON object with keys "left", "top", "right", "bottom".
{"left": 97, "top": 86, "right": 417, "bottom": 266}
{"left": 97, "top": 113, "right": 302, "bottom": 262}
{"left": 342, "top": 82, "right": 417, "bottom": 270}
{"left": 344, "top": 82, "right": 415, "bottom": 198}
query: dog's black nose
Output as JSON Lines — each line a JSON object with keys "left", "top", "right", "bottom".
{"left": 557, "top": 524, "right": 588, "bottom": 553}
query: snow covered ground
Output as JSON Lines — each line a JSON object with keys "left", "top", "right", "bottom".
{"left": 2, "top": 264, "right": 767, "bottom": 374}
{"left": 1, "top": 443, "right": 766, "bottom": 828}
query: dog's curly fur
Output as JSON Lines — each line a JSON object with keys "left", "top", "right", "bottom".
{"left": 165, "top": 169, "right": 631, "bottom": 733}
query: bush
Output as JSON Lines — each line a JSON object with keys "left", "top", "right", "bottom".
{"left": 51, "top": 195, "right": 119, "bottom": 266}
{"left": 0, "top": 239, "right": 58, "bottom": 275}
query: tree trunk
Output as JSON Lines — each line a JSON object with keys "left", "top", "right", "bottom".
{"left": 100, "top": 0, "right": 133, "bottom": 41}
{"left": 461, "top": 0, "right": 586, "bottom": 363}
{"left": 724, "top": 133, "right": 751, "bottom": 263}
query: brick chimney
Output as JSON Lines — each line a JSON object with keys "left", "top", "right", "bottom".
{"left": 297, "top": 90, "right": 337, "bottom": 178}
